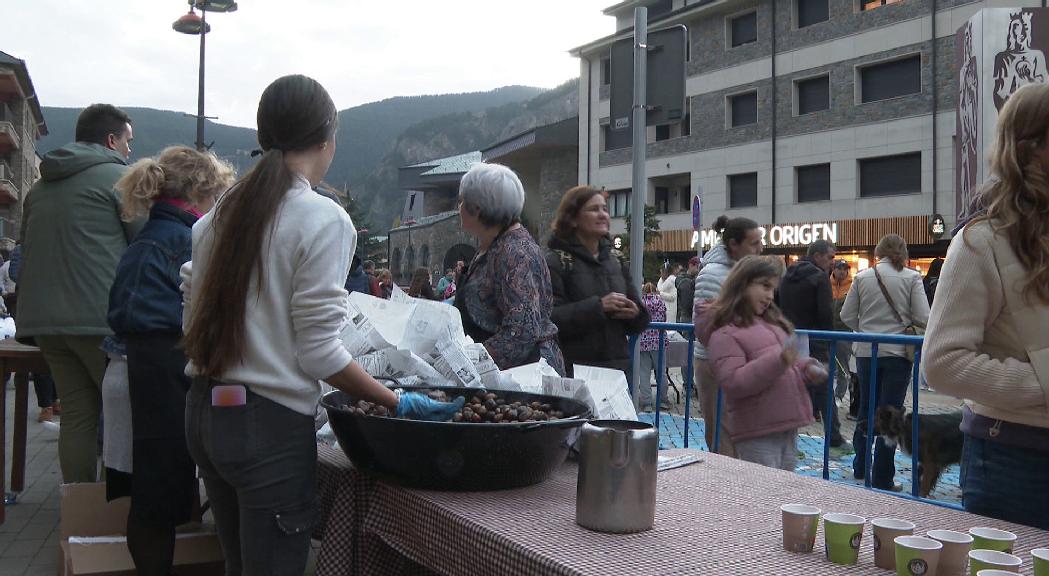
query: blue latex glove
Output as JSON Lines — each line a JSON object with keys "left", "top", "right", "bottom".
{"left": 395, "top": 392, "right": 465, "bottom": 422}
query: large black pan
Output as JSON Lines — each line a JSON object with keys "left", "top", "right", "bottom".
{"left": 321, "top": 386, "right": 591, "bottom": 491}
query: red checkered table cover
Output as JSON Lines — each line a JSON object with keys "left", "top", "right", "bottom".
{"left": 314, "top": 443, "right": 1048, "bottom": 575}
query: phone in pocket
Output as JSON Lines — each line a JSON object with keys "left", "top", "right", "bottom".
{"left": 211, "top": 384, "right": 247, "bottom": 407}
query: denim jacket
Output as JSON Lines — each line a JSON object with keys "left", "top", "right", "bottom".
{"left": 107, "top": 202, "right": 197, "bottom": 336}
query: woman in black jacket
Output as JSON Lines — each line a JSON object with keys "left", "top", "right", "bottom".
{"left": 546, "top": 186, "right": 649, "bottom": 377}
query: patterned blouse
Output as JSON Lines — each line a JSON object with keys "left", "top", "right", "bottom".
{"left": 639, "top": 293, "right": 667, "bottom": 352}
{"left": 456, "top": 227, "right": 565, "bottom": 375}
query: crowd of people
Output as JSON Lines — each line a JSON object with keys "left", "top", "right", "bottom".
{"left": 10, "top": 77, "right": 1049, "bottom": 574}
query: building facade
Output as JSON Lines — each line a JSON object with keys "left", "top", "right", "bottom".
{"left": 574, "top": 0, "right": 1042, "bottom": 273}
{"left": 0, "top": 51, "right": 48, "bottom": 244}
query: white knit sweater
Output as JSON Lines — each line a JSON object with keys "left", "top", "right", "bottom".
{"left": 182, "top": 174, "right": 356, "bottom": 415}
{"left": 924, "top": 220, "right": 1049, "bottom": 429}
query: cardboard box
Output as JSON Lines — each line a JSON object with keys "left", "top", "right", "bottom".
{"left": 58, "top": 483, "right": 224, "bottom": 576}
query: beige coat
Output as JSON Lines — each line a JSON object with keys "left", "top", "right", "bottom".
{"left": 924, "top": 220, "right": 1049, "bottom": 429}
{"left": 840, "top": 260, "right": 930, "bottom": 358}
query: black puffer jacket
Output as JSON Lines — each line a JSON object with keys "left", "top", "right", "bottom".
{"left": 545, "top": 236, "right": 650, "bottom": 376}
{"left": 778, "top": 258, "right": 833, "bottom": 360}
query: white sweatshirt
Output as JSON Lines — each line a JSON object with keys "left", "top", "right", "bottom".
{"left": 181, "top": 174, "right": 355, "bottom": 415}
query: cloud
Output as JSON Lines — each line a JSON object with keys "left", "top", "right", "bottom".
{"left": 8, "top": 0, "right": 612, "bottom": 128}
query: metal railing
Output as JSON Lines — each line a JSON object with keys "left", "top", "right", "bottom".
{"left": 629, "top": 322, "right": 957, "bottom": 510}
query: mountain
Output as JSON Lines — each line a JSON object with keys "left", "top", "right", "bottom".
{"left": 357, "top": 78, "right": 579, "bottom": 231}
{"left": 37, "top": 86, "right": 544, "bottom": 185}
{"left": 34, "top": 82, "right": 577, "bottom": 234}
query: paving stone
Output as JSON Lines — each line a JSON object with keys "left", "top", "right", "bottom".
{"left": 3, "top": 539, "right": 45, "bottom": 558}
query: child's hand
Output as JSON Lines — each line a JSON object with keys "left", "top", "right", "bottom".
{"left": 804, "top": 359, "right": 829, "bottom": 383}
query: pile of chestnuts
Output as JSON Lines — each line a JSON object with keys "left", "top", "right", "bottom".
{"left": 341, "top": 389, "right": 567, "bottom": 423}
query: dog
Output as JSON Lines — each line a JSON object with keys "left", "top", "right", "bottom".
{"left": 874, "top": 405, "right": 964, "bottom": 497}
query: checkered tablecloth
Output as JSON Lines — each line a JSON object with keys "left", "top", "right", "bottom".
{"left": 314, "top": 444, "right": 1049, "bottom": 575}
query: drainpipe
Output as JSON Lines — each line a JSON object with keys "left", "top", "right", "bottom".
{"left": 583, "top": 55, "right": 593, "bottom": 185}
{"left": 770, "top": 0, "right": 777, "bottom": 225}
{"left": 931, "top": 0, "right": 938, "bottom": 216}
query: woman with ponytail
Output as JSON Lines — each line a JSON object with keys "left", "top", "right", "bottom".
{"left": 924, "top": 82, "right": 1049, "bottom": 529}
{"left": 180, "top": 75, "right": 462, "bottom": 575}
{"left": 106, "top": 145, "right": 234, "bottom": 575}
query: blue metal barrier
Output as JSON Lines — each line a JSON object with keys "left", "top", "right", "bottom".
{"left": 630, "top": 323, "right": 956, "bottom": 510}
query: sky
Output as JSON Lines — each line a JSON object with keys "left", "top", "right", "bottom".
{"left": 7, "top": 0, "right": 615, "bottom": 128}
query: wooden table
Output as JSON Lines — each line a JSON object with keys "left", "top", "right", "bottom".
{"left": 0, "top": 340, "right": 50, "bottom": 525}
{"left": 314, "top": 444, "right": 1049, "bottom": 575}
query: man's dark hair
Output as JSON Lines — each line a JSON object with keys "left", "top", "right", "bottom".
{"left": 75, "top": 104, "right": 132, "bottom": 145}
{"left": 806, "top": 239, "right": 835, "bottom": 258}
{"left": 362, "top": 260, "right": 375, "bottom": 271}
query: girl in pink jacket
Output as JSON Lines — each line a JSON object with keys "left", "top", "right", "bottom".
{"left": 698, "top": 255, "right": 824, "bottom": 471}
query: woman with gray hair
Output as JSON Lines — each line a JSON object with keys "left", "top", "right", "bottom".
{"left": 453, "top": 163, "right": 565, "bottom": 374}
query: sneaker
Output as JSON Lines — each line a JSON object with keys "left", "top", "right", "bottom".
{"left": 37, "top": 407, "right": 53, "bottom": 423}
{"left": 846, "top": 413, "right": 858, "bottom": 421}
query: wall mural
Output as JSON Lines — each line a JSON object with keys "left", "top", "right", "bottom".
{"left": 955, "top": 9, "right": 1049, "bottom": 223}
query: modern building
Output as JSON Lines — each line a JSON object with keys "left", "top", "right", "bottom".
{"left": 388, "top": 118, "right": 579, "bottom": 285}
{"left": 0, "top": 50, "right": 48, "bottom": 244}
{"left": 572, "top": 0, "right": 1041, "bottom": 274}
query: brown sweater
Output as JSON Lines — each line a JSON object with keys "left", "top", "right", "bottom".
{"left": 924, "top": 220, "right": 1049, "bottom": 429}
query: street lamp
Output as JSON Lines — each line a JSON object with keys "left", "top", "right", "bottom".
{"left": 172, "top": 0, "right": 238, "bottom": 151}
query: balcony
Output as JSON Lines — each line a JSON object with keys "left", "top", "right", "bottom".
{"left": 0, "top": 103, "right": 19, "bottom": 153}
{"left": 0, "top": 160, "right": 18, "bottom": 204}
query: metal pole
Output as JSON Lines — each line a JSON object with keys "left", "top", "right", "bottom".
{"left": 629, "top": 7, "right": 648, "bottom": 410}
{"left": 196, "top": 4, "right": 207, "bottom": 151}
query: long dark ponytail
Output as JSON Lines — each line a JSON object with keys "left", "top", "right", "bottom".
{"left": 185, "top": 75, "right": 338, "bottom": 377}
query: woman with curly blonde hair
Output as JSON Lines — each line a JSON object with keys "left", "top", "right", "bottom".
{"left": 925, "top": 82, "right": 1049, "bottom": 529}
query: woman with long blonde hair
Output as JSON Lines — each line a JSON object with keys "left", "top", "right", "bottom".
{"left": 925, "top": 82, "right": 1049, "bottom": 529}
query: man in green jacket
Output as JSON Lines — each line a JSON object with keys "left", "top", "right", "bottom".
{"left": 17, "top": 104, "right": 140, "bottom": 483}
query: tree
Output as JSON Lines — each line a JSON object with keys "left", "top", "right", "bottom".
{"left": 622, "top": 205, "right": 665, "bottom": 284}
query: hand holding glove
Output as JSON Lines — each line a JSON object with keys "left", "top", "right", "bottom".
{"left": 395, "top": 391, "right": 465, "bottom": 422}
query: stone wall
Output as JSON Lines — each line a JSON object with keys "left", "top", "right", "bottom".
{"left": 387, "top": 213, "right": 476, "bottom": 284}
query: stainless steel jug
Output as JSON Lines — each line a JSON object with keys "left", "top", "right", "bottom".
{"left": 575, "top": 419, "right": 658, "bottom": 533}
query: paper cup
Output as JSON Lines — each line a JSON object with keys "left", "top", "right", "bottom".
{"left": 969, "top": 527, "right": 1017, "bottom": 553}
{"left": 928, "top": 529, "right": 974, "bottom": 576}
{"left": 977, "top": 571, "right": 1025, "bottom": 576}
{"left": 824, "top": 513, "right": 866, "bottom": 565}
{"left": 968, "top": 549, "right": 1022, "bottom": 575}
{"left": 872, "top": 518, "right": 916, "bottom": 569}
{"left": 895, "top": 535, "right": 942, "bottom": 576}
{"left": 781, "top": 504, "right": 820, "bottom": 553}
{"left": 1032, "top": 548, "right": 1049, "bottom": 576}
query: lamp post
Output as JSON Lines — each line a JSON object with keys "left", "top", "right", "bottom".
{"left": 172, "top": 0, "right": 237, "bottom": 151}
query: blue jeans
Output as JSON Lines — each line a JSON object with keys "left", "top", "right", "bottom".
{"left": 852, "top": 356, "right": 911, "bottom": 489}
{"left": 186, "top": 377, "right": 318, "bottom": 576}
{"left": 961, "top": 434, "right": 1049, "bottom": 530}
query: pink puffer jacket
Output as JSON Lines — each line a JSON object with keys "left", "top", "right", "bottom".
{"left": 698, "top": 307, "right": 816, "bottom": 442}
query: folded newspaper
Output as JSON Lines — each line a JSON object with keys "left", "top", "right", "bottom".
{"left": 336, "top": 291, "right": 638, "bottom": 421}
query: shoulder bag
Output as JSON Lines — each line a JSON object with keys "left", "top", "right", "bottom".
{"left": 872, "top": 266, "right": 923, "bottom": 362}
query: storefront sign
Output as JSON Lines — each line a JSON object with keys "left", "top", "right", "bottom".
{"left": 613, "top": 236, "right": 623, "bottom": 250}
{"left": 929, "top": 214, "right": 946, "bottom": 240}
{"left": 690, "top": 222, "right": 838, "bottom": 249}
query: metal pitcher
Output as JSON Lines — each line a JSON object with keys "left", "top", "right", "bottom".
{"left": 575, "top": 419, "right": 658, "bottom": 533}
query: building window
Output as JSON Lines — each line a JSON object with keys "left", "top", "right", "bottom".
{"left": 728, "top": 173, "right": 758, "bottom": 208}
{"left": 796, "top": 164, "right": 831, "bottom": 203}
{"left": 729, "top": 11, "right": 758, "bottom": 48}
{"left": 861, "top": 0, "right": 904, "bottom": 11}
{"left": 656, "top": 124, "right": 671, "bottom": 141}
{"left": 655, "top": 187, "right": 670, "bottom": 214}
{"left": 859, "top": 153, "right": 921, "bottom": 197}
{"left": 683, "top": 97, "right": 692, "bottom": 136}
{"left": 797, "top": 0, "right": 829, "bottom": 28}
{"left": 678, "top": 186, "right": 692, "bottom": 212}
{"left": 601, "top": 57, "right": 611, "bottom": 86}
{"left": 795, "top": 75, "right": 830, "bottom": 115}
{"left": 728, "top": 91, "right": 758, "bottom": 127}
{"left": 859, "top": 55, "right": 921, "bottom": 103}
{"left": 608, "top": 189, "right": 631, "bottom": 217}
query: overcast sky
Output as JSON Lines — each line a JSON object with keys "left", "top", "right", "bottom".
{"left": 7, "top": 0, "right": 614, "bottom": 128}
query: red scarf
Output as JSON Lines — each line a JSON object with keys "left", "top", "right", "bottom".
{"left": 155, "top": 196, "right": 204, "bottom": 218}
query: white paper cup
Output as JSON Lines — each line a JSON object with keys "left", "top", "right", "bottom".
{"left": 928, "top": 529, "right": 974, "bottom": 576}
{"left": 895, "top": 535, "right": 942, "bottom": 576}
{"left": 969, "top": 527, "right": 1017, "bottom": 553}
{"left": 780, "top": 504, "right": 821, "bottom": 553}
{"left": 871, "top": 518, "right": 916, "bottom": 569}
{"left": 968, "top": 549, "right": 1022, "bottom": 574}
{"left": 978, "top": 571, "right": 1025, "bottom": 576}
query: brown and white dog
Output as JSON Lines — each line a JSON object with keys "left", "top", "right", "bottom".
{"left": 874, "top": 405, "right": 963, "bottom": 497}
